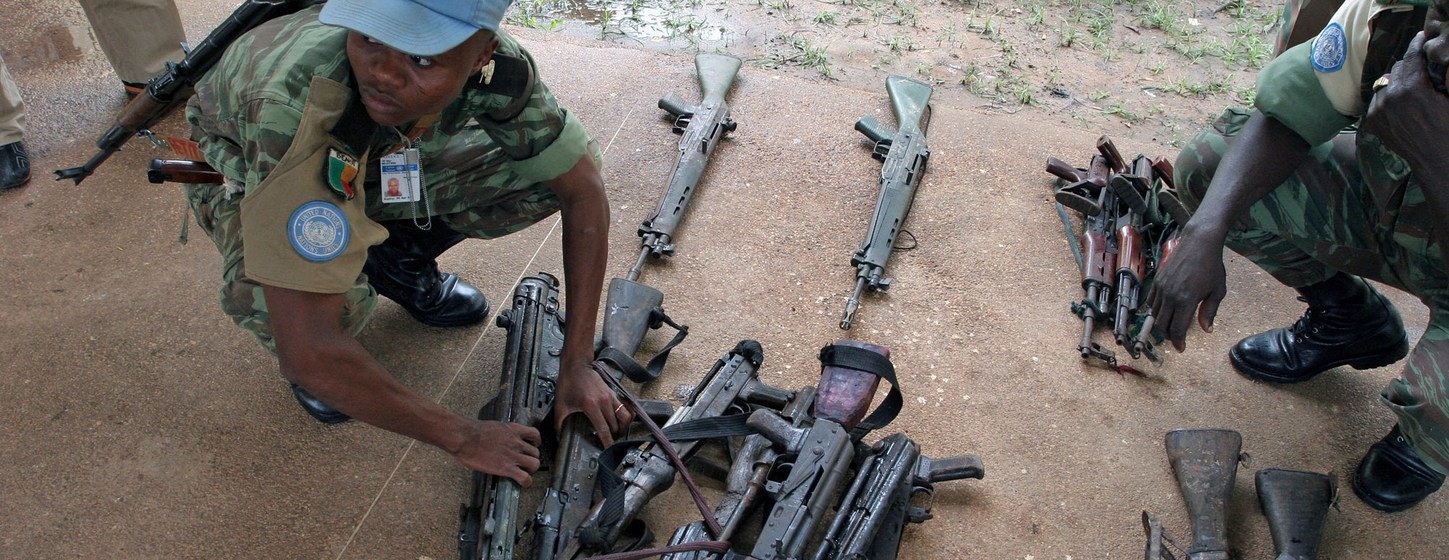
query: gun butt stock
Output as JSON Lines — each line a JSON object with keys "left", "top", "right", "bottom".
{"left": 1165, "top": 429, "right": 1242, "bottom": 560}
{"left": 600, "top": 278, "right": 665, "bottom": 359}
{"left": 814, "top": 340, "right": 887, "bottom": 430}
{"left": 884, "top": 75, "right": 933, "bottom": 134}
{"left": 695, "top": 53, "right": 742, "bottom": 102}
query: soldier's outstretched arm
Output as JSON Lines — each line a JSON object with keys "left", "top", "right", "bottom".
{"left": 544, "top": 154, "right": 631, "bottom": 446}
{"left": 1147, "top": 111, "right": 1311, "bottom": 352}
{"left": 263, "top": 285, "right": 543, "bottom": 485}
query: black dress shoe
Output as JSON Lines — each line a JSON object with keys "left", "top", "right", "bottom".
{"left": 290, "top": 383, "right": 351, "bottom": 425}
{"left": 363, "top": 220, "right": 489, "bottom": 328}
{"left": 0, "top": 141, "right": 30, "bottom": 190}
{"left": 1230, "top": 273, "right": 1408, "bottom": 383}
{"left": 1353, "top": 425, "right": 1445, "bottom": 512}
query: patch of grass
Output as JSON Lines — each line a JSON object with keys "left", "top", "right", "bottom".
{"left": 1103, "top": 102, "right": 1144, "bottom": 122}
{"left": 1090, "top": 90, "right": 1111, "bottom": 101}
{"left": 760, "top": 36, "right": 836, "bottom": 79}
{"left": 886, "top": 32, "right": 916, "bottom": 52}
{"left": 1026, "top": 3, "right": 1045, "bottom": 27}
{"left": 814, "top": 10, "right": 840, "bottom": 25}
{"left": 1058, "top": 20, "right": 1079, "bottom": 48}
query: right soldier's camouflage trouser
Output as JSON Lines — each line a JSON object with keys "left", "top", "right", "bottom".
{"left": 185, "top": 127, "right": 601, "bottom": 356}
{"left": 1176, "top": 107, "right": 1449, "bottom": 475}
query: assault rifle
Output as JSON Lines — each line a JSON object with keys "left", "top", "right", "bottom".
{"left": 55, "top": 0, "right": 313, "bottom": 184}
{"left": 811, "top": 433, "right": 984, "bottom": 560}
{"left": 566, "top": 340, "right": 793, "bottom": 556}
{"left": 459, "top": 274, "right": 567, "bottom": 560}
{"left": 630, "top": 53, "right": 741, "bottom": 281}
{"left": 841, "top": 76, "right": 933, "bottom": 330}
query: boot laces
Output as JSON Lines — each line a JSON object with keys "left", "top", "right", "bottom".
{"left": 1289, "top": 296, "right": 1326, "bottom": 338}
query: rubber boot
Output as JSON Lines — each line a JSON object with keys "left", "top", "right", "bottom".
{"left": 363, "top": 220, "right": 489, "bottom": 328}
{"left": 1352, "top": 425, "right": 1445, "bottom": 512}
{"left": 1230, "top": 273, "right": 1408, "bottom": 383}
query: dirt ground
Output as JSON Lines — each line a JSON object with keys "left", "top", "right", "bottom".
{"left": 2, "top": 0, "right": 1446, "bottom": 559}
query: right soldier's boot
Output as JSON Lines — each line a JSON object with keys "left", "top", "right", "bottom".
{"left": 1352, "top": 425, "right": 1446, "bottom": 512}
{"left": 1230, "top": 272, "right": 1408, "bottom": 383}
{"left": 363, "top": 220, "right": 489, "bottom": 328}
{"left": 0, "top": 141, "right": 30, "bottom": 190}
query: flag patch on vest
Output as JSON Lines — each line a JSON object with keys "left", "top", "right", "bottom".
{"left": 1312, "top": 23, "right": 1348, "bottom": 73}
{"left": 288, "top": 201, "right": 350, "bottom": 262}
{"left": 326, "top": 148, "right": 359, "bottom": 200}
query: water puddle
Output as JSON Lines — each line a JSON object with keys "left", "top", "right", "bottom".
{"left": 508, "top": 0, "right": 767, "bottom": 53}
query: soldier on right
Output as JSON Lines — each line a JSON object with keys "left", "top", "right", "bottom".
{"left": 1149, "top": 0, "right": 1449, "bottom": 511}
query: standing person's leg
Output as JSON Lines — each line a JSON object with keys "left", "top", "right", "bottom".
{"left": 1175, "top": 108, "right": 1408, "bottom": 383}
{"left": 78, "top": 0, "right": 187, "bottom": 88}
{"left": 0, "top": 55, "right": 29, "bottom": 190}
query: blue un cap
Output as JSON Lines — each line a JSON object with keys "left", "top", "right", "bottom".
{"left": 320, "top": 0, "right": 512, "bottom": 57}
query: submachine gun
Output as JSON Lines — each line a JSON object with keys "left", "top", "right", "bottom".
{"left": 54, "top": 0, "right": 315, "bottom": 184}
{"left": 841, "top": 76, "right": 932, "bottom": 330}
{"left": 459, "top": 274, "right": 568, "bottom": 560}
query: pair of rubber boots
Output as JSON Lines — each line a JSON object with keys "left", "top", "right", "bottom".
{"left": 1230, "top": 272, "right": 1443, "bottom": 512}
{"left": 292, "top": 220, "right": 489, "bottom": 425}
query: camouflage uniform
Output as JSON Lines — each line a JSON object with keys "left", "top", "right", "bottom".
{"left": 1175, "top": 0, "right": 1449, "bottom": 473}
{"left": 184, "top": 5, "right": 600, "bottom": 352}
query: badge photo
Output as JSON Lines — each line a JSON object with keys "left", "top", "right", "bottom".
{"left": 289, "top": 201, "right": 351, "bottom": 262}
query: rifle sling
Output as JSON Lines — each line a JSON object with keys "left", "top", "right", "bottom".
{"left": 584, "top": 350, "right": 756, "bottom": 555}
{"left": 817, "top": 344, "right": 903, "bottom": 439}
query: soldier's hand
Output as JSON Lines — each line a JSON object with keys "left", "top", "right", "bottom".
{"left": 1145, "top": 227, "right": 1228, "bottom": 352}
{"left": 553, "top": 363, "right": 631, "bottom": 448}
{"left": 453, "top": 420, "right": 542, "bottom": 486}
{"left": 1363, "top": 34, "right": 1449, "bottom": 173}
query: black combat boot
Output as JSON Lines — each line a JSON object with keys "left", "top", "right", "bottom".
{"left": 363, "top": 220, "right": 489, "bottom": 328}
{"left": 290, "top": 383, "right": 351, "bottom": 425}
{"left": 1230, "top": 273, "right": 1408, "bottom": 383}
{"left": 1353, "top": 425, "right": 1445, "bottom": 512}
{"left": 0, "top": 141, "right": 30, "bottom": 190}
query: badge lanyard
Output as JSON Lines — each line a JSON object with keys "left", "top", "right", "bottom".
{"left": 381, "top": 116, "right": 437, "bottom": 230}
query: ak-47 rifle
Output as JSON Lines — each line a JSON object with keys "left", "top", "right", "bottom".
{"left": 1109, "top": 155, "right": 1153, "bottom": 349}
{"left": 567, "top": 340, "right": 793, "bottom": 556}
{"left": 1046, "top": 154, "right": 1121, "bottom": 368}
{"left": 841, "top": 76, "right": 933, "bottom": 330}
{"left": 55, "top": 0, "right": 313, "bottom": 184}
{"left": 811, "top": 433, "right": 984, "bottom": 560}
{"left": 630, "top": 53, "right": 741, "bottom": 281}
{"left": 459, "top": 274, "right": 567, "bottom": 560}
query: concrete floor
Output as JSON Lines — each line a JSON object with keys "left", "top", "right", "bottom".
{"left": 1, "top": 3, "right": 1445, "bottom": 559}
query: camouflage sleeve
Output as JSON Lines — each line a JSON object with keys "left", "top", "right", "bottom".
{"left": 476, "top": 34, "right": 592, "bottom": 184}
{"left": 1254, "top": 41, "right": 1355, "bottom": 146}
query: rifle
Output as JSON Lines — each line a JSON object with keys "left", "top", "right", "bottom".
{"left": 55, "top": 0, "right": 312, "bottom": 184}
{"left": 660, "top": 386, "right": 819, "bottom": 560}
{"left": 811, "top": 432, "right": 984, "bottom": 560}
{"left": 1048, "top": 154, "right": 1120, "bottom": 368}
{"left": 745, "top": 342, "right": 902, "bottom": 560}
{"left": 1109, "top": 156, "right": 1153, "bottom": 348}
{"left": 841, "top": 76, "right": 933, "bottom": 330}
{"left": 631, "top": 53, "right": 741, "bottom": 281}
{"left": 459, "top": 274, "right": 567, "bottom": 560}
{"left": 531, "top": 278, "right": 685, "bottom": 560}
{"left": 567, "top": 340, "right": 794, "bottom": 556}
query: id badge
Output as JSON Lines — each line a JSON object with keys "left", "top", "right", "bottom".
{"left": 379, "top": 147, "right": 422, "bottom": 203}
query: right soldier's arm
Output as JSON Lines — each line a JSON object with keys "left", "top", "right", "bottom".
{"left": 263, "top": 284, "right": 543, "bottom": 486}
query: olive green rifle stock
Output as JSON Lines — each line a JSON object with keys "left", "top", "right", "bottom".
{"left": 841, "top": 76, "right": 932, "bottom": 330}
{"left": 631, "top": 53, "right": 741, "bottom": 281}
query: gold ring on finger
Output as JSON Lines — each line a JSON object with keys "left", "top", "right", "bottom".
{"left": 1373, "top": 75, "right": 1391, "bottom": 92}
{"left": 614, "top": 403, "right": 625, "bottom": 414}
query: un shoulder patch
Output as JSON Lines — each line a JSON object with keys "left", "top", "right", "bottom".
{"left": 288, "top": 201, "right": 350, "bottom": 262}
{"left": 1312, "top": 23, "right": 1348, "bottom": 73}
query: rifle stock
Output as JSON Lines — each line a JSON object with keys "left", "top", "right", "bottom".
{"left": 841, "top": 76, "right": 932, "bottom": 330}
{"left": 696, "top": 53, "right": 742, "bottom": 103}
{"left": 1165, "top": 429, "right": 1242, "bottom": 560}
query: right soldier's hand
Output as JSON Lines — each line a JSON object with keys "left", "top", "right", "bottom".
{"left": 452, "top": 420, "right": 542, "bottom": 486}
{"left": 1145, "top": 227, "right": 1228, "bottom": 352}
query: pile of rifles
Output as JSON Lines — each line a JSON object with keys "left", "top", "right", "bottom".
{"left": 58, "top": 3, "right": 981, "bottom": 555}
{"left": 1045, "top": 137, "right": 1192, "bottom": 374}
{"left": 456, "top": 55, "right": 985, "bottom": 560}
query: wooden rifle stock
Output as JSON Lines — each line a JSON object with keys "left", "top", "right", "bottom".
{"left": 148, "top": 159, "right": 223, "bottom": 185}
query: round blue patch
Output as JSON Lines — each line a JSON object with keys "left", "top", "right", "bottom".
{"left": 1311, "top": 23, "right": 1347, "bottom": 73}
{"left": 288, "top": 201, "right": 350, "bottom": 262}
